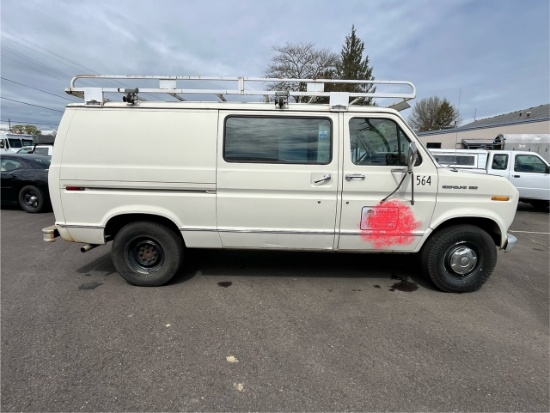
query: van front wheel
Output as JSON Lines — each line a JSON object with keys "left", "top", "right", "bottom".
{"left": 421, "top": 225, "right": 497, "bottom": 293}
{"left": 111, "top": 221, "right": 184, "bottom": 286}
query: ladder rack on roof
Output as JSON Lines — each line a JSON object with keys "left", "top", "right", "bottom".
{"left": 66, "top": 75, "right": 416, "bottom": 110}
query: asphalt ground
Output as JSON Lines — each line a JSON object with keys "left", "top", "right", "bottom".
{"left": 1, "top": 203, "right": 548, "bottom": 412}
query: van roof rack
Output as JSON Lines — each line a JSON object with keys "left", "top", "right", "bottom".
{"left": 66, "top": 75, "right": 416, "bottom": 110}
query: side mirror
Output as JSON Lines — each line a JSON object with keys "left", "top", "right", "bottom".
{"left": 407, "top": 142, "right": 418, "bottom": 173}
{"left": 0, "top": 140, "right": 4, "bottom": 149}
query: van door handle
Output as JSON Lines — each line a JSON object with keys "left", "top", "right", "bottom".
{"left": 513, "top": 175, "right": 520, "bottom": 178}
{"left": 314, "top": 174, "right": 332, "bottom": 184}
{"left": 345, "top": 174, "right": 365, "bottom": 181}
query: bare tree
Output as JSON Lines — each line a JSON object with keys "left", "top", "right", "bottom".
{"left": 408, "top": 96, "right": 460, "bottom": 132}
{"left": 264, "top": 42, "right": 338, "bottom": 102}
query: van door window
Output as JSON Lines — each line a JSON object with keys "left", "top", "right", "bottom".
{"left": 349, "top": 118, "right": 417, "bottom": 166}
{"left": 224, "top": 116, "right": 331, "bottom": 164}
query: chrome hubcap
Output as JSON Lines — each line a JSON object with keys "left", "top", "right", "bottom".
{"left": 447, "top": 246, "right": 478, "bottom": 275}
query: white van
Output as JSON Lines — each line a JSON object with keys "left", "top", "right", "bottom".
{"left": 0, "top": 133, "right": 34, "bottom": 153}
{"left": 43, "top": 75, "right": 519, "bottom": 292}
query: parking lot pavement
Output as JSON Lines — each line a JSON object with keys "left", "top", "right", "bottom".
{"left": 1, "top": 204, "right": 548, "bottom": 412}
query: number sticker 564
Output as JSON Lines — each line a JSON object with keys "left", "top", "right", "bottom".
{"left": 416, "top": 176, "right": 432, "bottom": 186}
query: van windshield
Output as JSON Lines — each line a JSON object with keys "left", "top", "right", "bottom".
{"left": 7, "top": 138, "right": 22, "bottom": 148}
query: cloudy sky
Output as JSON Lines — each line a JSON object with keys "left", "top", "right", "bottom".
{"left": 1, "top": 0, "right": 549, "bottom": 133}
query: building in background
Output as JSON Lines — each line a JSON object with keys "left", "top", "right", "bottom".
{"left": 417, "top": 104, "right": 549, "bottom": 151}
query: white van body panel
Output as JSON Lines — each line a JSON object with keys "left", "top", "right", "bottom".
{"left": 52, "top": 107, "right": 221, "bottom": 248}
{"left": 429, "top": 169, "right": 518, "bottom": 248}
{"left": 49, "top": 102, "right": 520, "bottom": 251}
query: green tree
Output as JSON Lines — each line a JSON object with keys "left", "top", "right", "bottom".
{"left": 334, "top": 25, "right": 376, "bottom": 105}
{"left": 12, "top": 124, "right": 42, "bottom": 136}
{"left": 408, "top": 97, "right": 460, "bottom": 132}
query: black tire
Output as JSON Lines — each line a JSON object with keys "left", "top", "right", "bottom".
{"left": 111, "top": 221, "right": 184, "bottom": 287}
{"left": 421, "top": 225, "right": 497, "bottom": 293}
{"left": 18, "top": 185, "right": 46, "bottom": 213}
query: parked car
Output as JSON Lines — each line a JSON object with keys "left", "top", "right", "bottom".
{"left": 1, "top": 154, "right": 51, "bottom": 213}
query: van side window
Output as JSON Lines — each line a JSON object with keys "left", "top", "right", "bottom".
{"left": 349, "top": 118, "right": 415, "bottom": 166}
{"left": 224, "top": 117, "right": 331, "bottom": 164}
{"left": 492, "top": 154, "right": 508, "bottom": 170}
{"left": 514, "top": 154, "right": 547, "bottom": 173}
{"left": 436, "top": 155, "right": 475, "bottom": 166}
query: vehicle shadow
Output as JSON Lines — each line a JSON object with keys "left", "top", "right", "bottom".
{"left": 517, "top": 201, "right": 549, "bottom": 214}
{"left": 75, "top": 248, "right": 436, "bottom": 291}
{"left": 172, "top": 248, "right": 436, "bottom": 291}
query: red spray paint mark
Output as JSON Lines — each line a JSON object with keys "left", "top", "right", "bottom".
{"left": 360, "top": 199, "right": 421, "bottom": 249}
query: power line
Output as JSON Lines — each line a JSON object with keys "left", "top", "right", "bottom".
{"left": 0, "top": 119, "right": 59, "bottom": 128}
{"left": 1, "top": 44, "right": 75, "bottom": 80}
{"left": 1, "top": 77, "right": 77, "bottom": 101}
{"left": 0, "top": 97, "right": 64, "bottom": 113}
{"left": 1, "top": 54, "right": 69, "bottom": 82}
{"left": 1, "top": 30, "right": 169, "bottom": 101}
{"left": 1, "top": 28, "right": 95, "bottom": 74}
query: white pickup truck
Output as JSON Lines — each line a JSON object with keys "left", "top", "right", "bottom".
{"left": 430, "top": 149, "right": 549, "bottom": 210}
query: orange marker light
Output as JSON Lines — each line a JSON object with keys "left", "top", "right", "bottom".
{"left": 491, "top": 196, "right": 510, "bottom": 201}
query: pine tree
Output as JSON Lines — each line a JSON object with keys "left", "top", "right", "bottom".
{"left": 336, "top": 25, "right": 376, "bottom": 105}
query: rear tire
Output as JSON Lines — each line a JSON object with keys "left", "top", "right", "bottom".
{"left": 421, "top": 225, "right": 497, "bottom": 293}
{"left": 18, "top": 185, "right": 46, "bottom": 213}
{"left": 111, "top": 221, "right": 184, "bottom": 287}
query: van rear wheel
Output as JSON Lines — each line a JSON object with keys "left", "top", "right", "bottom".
{"left": 111, "top": 221, "right": 184, "bottom": 286}
{"left": 421, "top": 225, "right": 497, "bottom": 293}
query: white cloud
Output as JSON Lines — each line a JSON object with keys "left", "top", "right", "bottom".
{"left": 0, "top": 0, "right": 548, "bottom": 129}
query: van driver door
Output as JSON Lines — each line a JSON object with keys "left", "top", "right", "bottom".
{"left": 338, "top": 114, "right": 438, "bottom": 251}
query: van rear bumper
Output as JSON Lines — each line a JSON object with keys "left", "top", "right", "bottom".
{"left": 504, "top": 233, "right": 517, "bottom": 252}
{"left": 42, "top": 225, "right": 59, "bottom": 242}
